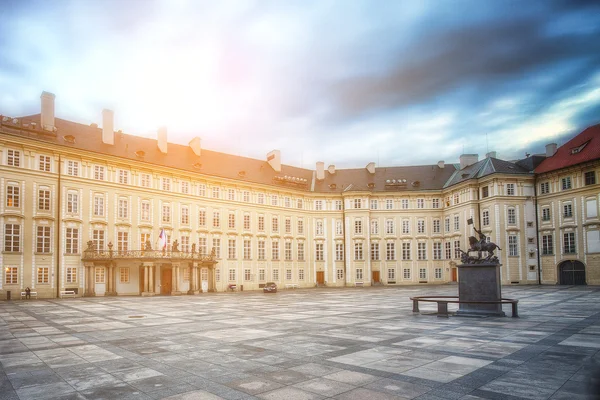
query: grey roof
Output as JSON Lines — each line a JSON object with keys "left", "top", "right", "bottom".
{"left": 444, "top": 157, "right": 531, "bottom": 188}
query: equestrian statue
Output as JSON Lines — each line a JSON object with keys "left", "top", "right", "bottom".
{"left": 461, "top": 219, "right": 501, "bottom": 264}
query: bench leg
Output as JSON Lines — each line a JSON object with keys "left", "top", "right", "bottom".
{"left": 412, "top": 299, "right": 420, "bottom": 313}
{"left": 512, "top": 302, "right": 519, "bottom": 318}
{"left": 437, "top": 302, "right": 449, "bottom": 318}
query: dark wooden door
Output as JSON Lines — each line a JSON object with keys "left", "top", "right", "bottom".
{"left": 560, "top": 261, "right": 586, "bottom": 285}
{"left": 451, "top": 268, "right": 458, "bottom": 282}
{"left": 161, "top": 268, "right": 172, "bottom": 294}
{"left": 316, "top": 271, "right": 325, "bottom": 284}
{"left": 372, "top": 271, "right": 380, "bottom": 283}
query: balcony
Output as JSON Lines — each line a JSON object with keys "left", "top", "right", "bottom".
{"left": 81, "top": 242, "right": 217, "bottom": 263}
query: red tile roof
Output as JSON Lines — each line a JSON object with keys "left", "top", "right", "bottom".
{"left": 535, "top": 124, "right": 600, "bottom": 174}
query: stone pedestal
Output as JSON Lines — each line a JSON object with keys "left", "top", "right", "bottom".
{"left": 457, "top": 263, "right": 505, "bottom": 317}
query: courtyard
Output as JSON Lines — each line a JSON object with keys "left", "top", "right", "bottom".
{"left": 1, "top": 285, "right": 599, "bottom": 400}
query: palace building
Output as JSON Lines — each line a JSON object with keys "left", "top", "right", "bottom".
{"left": 1, "top": 92, "right": 599, "bottom": 298}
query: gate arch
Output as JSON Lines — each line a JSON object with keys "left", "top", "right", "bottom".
{"left": 558, "top": 260, "right": 586, "bottom": 285}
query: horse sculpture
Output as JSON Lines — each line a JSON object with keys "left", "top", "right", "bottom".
{"left": 468, "top": 236, "right": 501, "bottom": 261}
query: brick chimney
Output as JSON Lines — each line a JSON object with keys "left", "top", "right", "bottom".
{"left": 316, "top": 161, "right": 325, "bottom": 180}
{"left": 366, "top": 162, "right": 376, "bottom": 174}
{"left": 102, "top": 109, "right": 114, "bottom": 145}
{"left": 459, "top": 154, "right": 478, "bottom": 169}
{"left": 267, "top": 150, "right": 281, "bottom": 172}
{"left": 546, "top": 143, "right": 557, "bottom": 157}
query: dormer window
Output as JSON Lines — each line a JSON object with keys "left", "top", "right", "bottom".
{"left": 63, "top": 135, "right": 75, "bottom": 143}
{"left": 570, "top": 140, "right": 590, "bottom": 155}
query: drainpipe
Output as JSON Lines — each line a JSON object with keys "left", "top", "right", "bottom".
{"left": 56, "top": 154, "right": 61, "bottom": 298}
{"left": 342, "top": 196, "right": 347, "bottom": 286}
{"left": 533, "top": 176, "right": 542, "bottom": 285}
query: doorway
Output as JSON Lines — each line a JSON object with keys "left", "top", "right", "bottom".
{"left": 372, "top": 271, "right": 380, "bottom": 283}
{"left": 161, "top": 268, "right": 172, "bottom": 294}
{"left": 451, "top": 268, "right": 458, "bottom": 282}
{"left": 316, "top": 271, "right": 325, "bottom": 285}
{"left": 559, "top": 260, "right": 586, "bottom": 285}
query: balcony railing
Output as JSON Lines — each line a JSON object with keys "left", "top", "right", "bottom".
{"left": 82, "top": 248, "right": 217, "bottom": 263}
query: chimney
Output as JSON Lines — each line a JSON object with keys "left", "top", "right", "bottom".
{"left": 485, "top": 151, "right": 497, "bottom": 159}
{"left": 157, "top": 127, "right": 167, "bottom": 154}
{"left": 267, "top": 150, "right": 281, "bottom": 172}
{"left": 366, "top": 162, "right": 376, "bottom": 174}
{"left": 328, "top": 165, "right": 336, "bottom": 175}
{"left": 437, "top": 160, "right": 445, "bottom": 169}
{"left": 40, "top": 91, "right": 55, "bottom": 131}
{"left": 189, "top": 137, "right": 202, "bottom": 156}
{"left": 545, "top": 143, "right": 557, "bottom": 157}
{"left": 316, "top": 161, "right": 325, "bottom": 180}
{"left": 102, "top": 109, "right": 114, "bottom": 145}
{"left": 459, "top": 154, "right": 478, "bottom": 170}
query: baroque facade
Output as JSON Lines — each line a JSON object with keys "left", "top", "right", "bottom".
{"left": 1, "top": 92, "right": 598, "bottom": 298}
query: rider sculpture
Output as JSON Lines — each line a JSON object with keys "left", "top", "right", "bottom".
{"left": 462, "top": 224, "right": 501, "bottom": 264}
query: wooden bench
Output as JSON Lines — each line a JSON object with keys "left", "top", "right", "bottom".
{"left": 410, "top": 296, "right": 519, "bottom": 318}
{"left": 60, "top": 290, "right": 76, "bottom": 298}
{"left": 20, "top": 291, "right": 38, "bottom": 299}
{"left": 285, "top": 284, "right": 298, "bottom": 289}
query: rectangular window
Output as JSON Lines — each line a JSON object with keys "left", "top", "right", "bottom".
{"left": 445, "top": 218, "right": 450, "bottom": 232}
{"left": 299, "top": 268, "right": 305, "bottom": 280}
{"left": 271, "top": 195, "right": 277, "bottom": 206}
{"left": 271, "top": 240, "right": 279, "bottom": 260}
{"left": 454, "top": 215, "right": 459, "bottom": 231}
{"left": 562, "top": 177, "right": 572, "bottom": 190}
{"left": 285, "top": 242, "right": 292, "bottom": 261}
{"left": 212, "top": 187, "right": 220, "bottom": 199}
{"left": 285, "top": 218, "right": 292, "bottom": 234}
{"left": 354, "top": 199, "right": 362, "bottom": 209}
{"left": 587, "top": 230, "right": 600, "bottom": 253}
{"left": 180, "top": 206, "right": 189, "bottom": 225}
{"left": 315, "top": 200, "right": 323, "bottom": 211}
{"left": 213, "top": 211, "right": 220, "bottom": 228}
{"left": 118, "top": 198, "right": 128, "bottom": 219}
{"left": 244, "top": 214, "right": 251, "bottom": 230}
{"left": 402, "top": 220, "right": 409, "bottom": 234}
{"left": 228, "top": 239, "right": 236, "bottom": 259}
{"left": 315, "top": 243, "right": 324, "bottom": 261}
{"left": 403, "top": 268, "right": 411, "bottom": 280}
{"left": 435, "top": 268, "right": 442, "bottom": 279}
{"left": 483, "top": 210, "right": 490, "bottom": 226}
{"left": 542, "top": 234, "right": 553, "bottom": 255}
{"left": 433, "top": 219, "right": 440, "bottom": 233}
{"left": 371, "top": 220, "right": 379, "bottom": 235}
{"left": 417, "top": 219, "right": 425, "bottom": 234}
{"left": 117, "top": 231, "right": 128, "bottom": 253}
{"left": 563, "top": 203, "right": 573, "bottom": 218}
{"left": 181, "top": 236, "right": 190, "bottom": 252}
{"left": 417, "top": 199, "right": 424, "bottom": 209}
{"left": 272, "top": 269, "right": 279, "bottom": 281}
{"left": 386, "top": 199, "right": 393, "bottom": 210}
{"left": 66, "top": 267, "right": 77, "bottom": 283}
{"left": 228, "top": 213, "right": 236, "bottom": 229}
{"left": 272, "top": 216, "right": 279, "bottom": 233}
{"left": 258, "top": 215, "right": 265, "bottom": 231}
{"left": 215, "top": 268, "right": 220, "bottom": 282}
{"left": 354, "top": 242, "right": 363, "bottom": 260}
{"left": 432, "top": 199, "right": 440, "bottom": 209}
{"left": 481, "top": 186, "right": 489, "bottom": 198}
{"left": 386, "top": 242, "right": 395, "bottom": 261}
{"left": 243, "top": 239, "right": 251, "bottom": 260}
{"left": 243, "top": 191, "right": 250, "bottom": 202}
{"left": 388, "top": 268, "right": 396, "bottom": 281}
{"left": 336, "top": 269, "right": 343, "bottom": 280}
{"left": 433, "top": 242, "right": 442, "bottom": 260}
{"left": 229, "top": 269, "right": 236, "bottom": 281}
{"left": 5, "top": 267, "right": 18, "bottom": 284}
{"left": 297, "top": 199, "right": 303, "bottom": 209}
{"left": 93, "top": 195, "right": 104, "bottom": 217}
{"left": 508, "top": 235, "right": 518, "bottom": 256}
{"left": 355, "top": 219, "right": 363, "bottom": 234}
{"left": 585, "top": 171, "right": 596, "bottom": 186}
{"left": 37, "top": 267, "right": 49, "bottom": 284}
{"left": 258, "top": 240, "right": 265, "bottom": 259}
{"left": 228, "top": 189, "right": 236, "bottom": 201}
{"left": 506, "top": 183, "right": 515, "bottom": 195}
{"left": 564, "top": 232, "right": 576, "bottom": 254}
{"left": 259, "top": 269, "right": 265, "bottom": 281}
{"left": 445, "top": 242, "right": 451, "bottom": 259}
{"left": 245, "top": 269, "right": 251, "bottom": 281}
{"left": 508, "top": 208, "right": 516, "bottom": 225}
{"left": 140, "top": 233, "right": 150, "bottom": 250}
{"left": 198, "top": 237, "right": 207, "bottom": 255}
{"left": 66, "top": 160, "right": 79, "bottom": 176}
{"left": 37, "top": 226, "right": 51, "bottom": 253}
{"left": 257, "top": 193, "right": 264, "bottom": 204}
{"left": 334, "top": 200, "right": 342, "bottom": 210}
{"left": 419, "top": 268, "right": 427, "bottom": 280}
{"left": 297, "top": 218, "right": 304, "bottom": 234}
{"left": 401, "top": 199, "right": 409, "bottom": 209}
{"left": 198, "top": 210, "right": 206, "bottom": 226}
{"left": 336, "top": 220, "right": 343, "bottom": 236}
{"left": 356, "top": 268, "right": 363, "bottom": 281}
{"left": 4, "top": 224, "right": 20, "bottom": 252}
{"left": 212, "top": 238, "right": 221, "bottom": 258}
{"left": 402, "top": 242, "right": 411, "bottom": 260}
{"left": 67, "top": 192, "right": 79, "bottom": 213}
{"left": 120, "top": 267, "right": 130, "bottom": 283}
{"left": 38, "top": 189, "right": 51, "bottom": 211}
{"left": 162, "top": 204, "right": 171, "bottom": 223}
{"left": 417, "top": 243, "right": 427, "bottom": 260}
{"left": 65, "top": 228, "right": 78, "bottom": 254}
{"left": 162, "top": 178, "right": 171, "bottom": 191}
{"left": 285, "top": 197, "right": 291, "bottom": 208}
{"left": 540, "top": 182, "right": 550, "bottom": 194}
{"left": 542, "top": 207, "right": 551, "bottom": 221}
{"left": 385, "top": 219, "right": 395, "bottom": 235}
{"left": 315, "top": 220, "right": 325, "bottom": 236}
{"left": 140, "top": 173, "right": 151, "bottom": 188}
{"left": 333, "top": 243, "right": 343, "bottom": 261}
{"left": 6, "top": 185, "right": 20, "bottom": 208}
{"left": 454, "top": 240, "right": 461, "bottom": 259}
{"left": 118, "top": 170, "right": 129, "bottom": 185}
{"left": 92, "top": 229, "right": 105, "bottom": 251}
{"left": 297, "top": 242, "right": 305, "bottom": 261}
{"left": 371, "top": 199, "right": 378, "bottom": 210}
{"left": 370, "top": 242, "right": 379, "bottom": 261}
{"left": 39, "top": 155, "right": 51, "bottom": 172}
{"left": 7, "top": 150, "right": 20, "bottom": 167}
{"left": 181, "top": 181, "right": 189, "bottom": 194}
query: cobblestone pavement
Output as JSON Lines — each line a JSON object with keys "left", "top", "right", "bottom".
{"left": 1, "top": 285, "right": 600, "bottom": 400}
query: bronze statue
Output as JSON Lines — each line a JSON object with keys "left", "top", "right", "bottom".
{"left": 462, "top": 219, "right": 501, "bottom": 264}
{"left": 172, "top": 240, "right": 179, "bottom": 252}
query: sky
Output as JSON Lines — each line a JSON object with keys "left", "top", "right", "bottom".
{"left": 1, "top": 0, "right": 600, "bottom": 169}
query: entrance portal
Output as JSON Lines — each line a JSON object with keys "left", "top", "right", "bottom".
{"left": 316, "top": 271, "right": 325, "bottom": 285}
{"left": 451, "top": 268, "right": 458, "bottom": 282}
{"left": 372, "top": 271, "right": 380, "bottom": 283}
{"left": 161, "top": 268, "right": 172, "bottom": 294}
{"left": 559, "top": 260, "right": 586, "bottom": 285}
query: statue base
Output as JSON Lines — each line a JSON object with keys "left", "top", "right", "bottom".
{"left": 456, "top": 262, "right": 505, "bottom": 317}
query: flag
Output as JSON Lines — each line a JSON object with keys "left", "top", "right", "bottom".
{"left": 157, "top": 228, "right": 167, "bottom": 250}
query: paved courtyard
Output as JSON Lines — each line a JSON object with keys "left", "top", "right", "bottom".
{"left": 1, "top": 285, "right": 600, "bottom": 400}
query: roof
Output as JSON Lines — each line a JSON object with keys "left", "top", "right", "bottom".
{"left": 444, "top": 157, "right": 531, "bottom": 188}
{"left": 535, "top": 124, "right": 600, "bottom": 174}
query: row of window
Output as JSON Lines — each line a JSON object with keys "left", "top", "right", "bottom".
{"left": 540, "top": 198, "right": 599, "bottom": 222}
{"left": 539, "top": 172, "right": 596, "bottom": 195}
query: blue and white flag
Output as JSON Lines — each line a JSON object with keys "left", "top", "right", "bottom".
{"left": 157, "top": 228, "right": 167, "bottom": 250}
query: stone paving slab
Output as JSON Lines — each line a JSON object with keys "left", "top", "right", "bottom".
{"left": 2, "top": 285, "right": 600, "bottom": 399}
